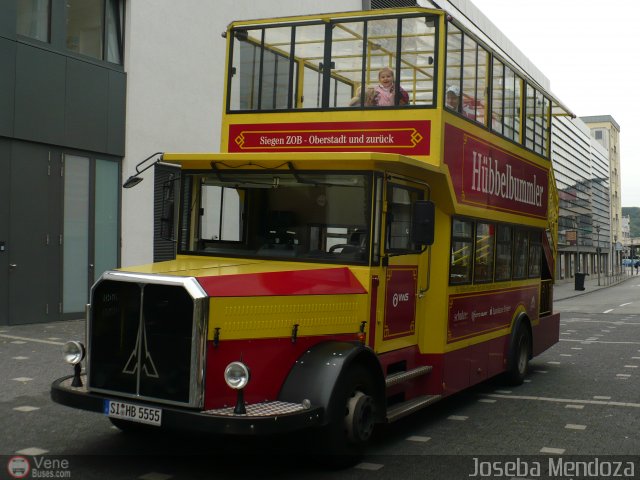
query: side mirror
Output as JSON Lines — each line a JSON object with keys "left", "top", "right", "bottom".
{"left": 412, "top": 200, "right": 435, "bottom": 246}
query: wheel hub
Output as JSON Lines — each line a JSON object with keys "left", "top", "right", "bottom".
{"left": 345, "top": 391, "right": 375, "bottom": 443}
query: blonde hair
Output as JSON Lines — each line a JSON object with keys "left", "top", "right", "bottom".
{"left": 378, "top": 67, "right": 394, "bottom": 80}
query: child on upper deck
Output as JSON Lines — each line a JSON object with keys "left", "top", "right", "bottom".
{"left": 372, "top": 67, "right": 409, "bottom": 106}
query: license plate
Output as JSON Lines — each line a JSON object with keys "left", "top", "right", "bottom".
{"left": 105, "top": 400, "right": 162, "bottom": 426}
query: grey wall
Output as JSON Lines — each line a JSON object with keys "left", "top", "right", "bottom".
{"left": 0, "top": 38, "right": 15, "bottom": 137}
{"left": 0, "top": 139, "right": 9, "bottom": 325}
{"left": 1, "top": 0, "right": 125, "bottom": 156}
{"left": 10, "top": 43, "right": 126, "bottom": 156}
{"left": 0, "top": 2, "right": 15, "bottom": 39}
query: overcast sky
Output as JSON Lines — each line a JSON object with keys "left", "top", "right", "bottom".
{"left": 468, "top": 0, "right": 639, "bottom": 207}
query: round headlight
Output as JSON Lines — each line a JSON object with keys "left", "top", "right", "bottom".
{"left": 224, "top": 361, "right": 250, "bottom": 390}
{"left": 63, "top": 341, "right": 85, "bottom": 365}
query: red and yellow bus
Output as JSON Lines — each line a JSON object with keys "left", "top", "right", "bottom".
{"left": 52, "top": 7, "right": 568, "bottom": 454}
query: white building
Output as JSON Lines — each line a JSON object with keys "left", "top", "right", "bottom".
{"left": 121, "top": 0, "right": 567, "bottom": 267}
{"left": 122, "top": 0, "right": 362, "bottom": 266}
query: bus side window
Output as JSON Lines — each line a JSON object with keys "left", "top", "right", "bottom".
{"left": 445, "top": 23, "right": 462, "bottom": 114}
{"left": 474, "top": 222, "right": 495, "bottom": 282}
{"left": 528, "top": 230, "right": 542, "bottom": 278}
{"left": 512, "top": 228, "right": 529, "bottom": 279}
{"left": 450, "top": 218, "right": 473, "bottom": 284}
{"left": 386, "top": 184, "right": 423, "bottom": 252}
{"left": 495, "top": 224, "right": 513, "bottom": 281}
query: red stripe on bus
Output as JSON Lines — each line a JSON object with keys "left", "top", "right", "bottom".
{"left": 197, "top": 267, "right": 367, "bottom": 297}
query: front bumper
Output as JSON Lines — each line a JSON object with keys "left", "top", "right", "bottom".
{"left": 51, "top": 375, "right": 323, "bottom": 435}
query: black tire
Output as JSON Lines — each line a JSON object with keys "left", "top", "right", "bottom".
{"left": 505, "top": 324, "right": 531, "bottom": 386}
{"left": 321, "top": 364, "right": 377, "bottom": 458}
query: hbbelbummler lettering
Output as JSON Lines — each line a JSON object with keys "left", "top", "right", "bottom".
{"left": 471, "top": 151, "right": 544, "bottom": 207}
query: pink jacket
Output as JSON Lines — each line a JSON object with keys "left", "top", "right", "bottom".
{"left": 373, "top": 84, "right": 409, "bottom": 106}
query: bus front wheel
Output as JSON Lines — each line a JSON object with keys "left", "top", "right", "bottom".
{"left": 323, "top": 364, "right": 376, "bottom": 456}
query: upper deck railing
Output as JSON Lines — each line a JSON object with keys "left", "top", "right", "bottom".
{"left": 223, "top": 8, "right": 573, "bottom": 159}
{"left": 225, "top": 9, "right": 440, "bottom": 112}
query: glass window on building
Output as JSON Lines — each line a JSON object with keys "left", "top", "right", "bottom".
{"left": 17, "top": 0, "right": 51, "bottom": 42}
{"left": 105, "top": 0, "right": 124, "bottom": 64}
{"left": 66, "top": 0, "right": 124, "bottom": 64}
{"left": 66, "top": 0, "right": 103, "bottom": 59}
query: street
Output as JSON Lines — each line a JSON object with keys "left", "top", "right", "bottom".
{"left": 2, "top": 279, "right": 640, "bottom": 479}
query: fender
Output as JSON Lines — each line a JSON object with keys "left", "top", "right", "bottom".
{"left": 278, "top": 341, "right": 386, "bottom": 424}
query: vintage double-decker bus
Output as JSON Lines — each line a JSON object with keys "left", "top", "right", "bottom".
{"left": 52, "top": 7, "right": 569, "bottom": 454}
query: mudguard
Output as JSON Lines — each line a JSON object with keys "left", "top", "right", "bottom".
{"left": 278, "top": 341, "right": 385, "bottom": 424}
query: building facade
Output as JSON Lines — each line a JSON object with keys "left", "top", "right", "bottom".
{"left": 581, "top": 115, "right": 622, "bottom": 272}
{"left": 621, "top": 214, "right": 631, "bottom": 258}
{"left": 553, "top": 116, "right": 611, "bottom": 279}
{"left": 0, "top": 0, "right": 125, "bottom": 325}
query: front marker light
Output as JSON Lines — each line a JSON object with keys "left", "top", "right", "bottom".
{"left": 224, "top": 361, "right": 250, "bottom": 390}
{"left": 63, "top": 341, "right": 86, "bottom": 365}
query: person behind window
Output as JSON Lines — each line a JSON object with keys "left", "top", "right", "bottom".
{"left": 445, "top": 85, "right": 460, "bottom": 111}
{"left": 349, "top": 85, "right": 376, "bottom": 107}
{"left": 372, "top": 67, "right": 408, "bottom": 106}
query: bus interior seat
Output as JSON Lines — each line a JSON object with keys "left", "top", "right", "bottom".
{"left": 262, "top": 211, "right": 298, "bottom": 250}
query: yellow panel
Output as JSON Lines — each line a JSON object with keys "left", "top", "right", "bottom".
{"left": 208, "top": 294, "right": 369, "bottom": 340}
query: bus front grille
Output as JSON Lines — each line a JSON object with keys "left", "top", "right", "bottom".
{"left": 87, "top": 274, "right": 208, "bottom": 407}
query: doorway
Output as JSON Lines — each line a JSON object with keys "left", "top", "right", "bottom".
{"left": 6, "top": 142, "right": 120, "bottom": 324}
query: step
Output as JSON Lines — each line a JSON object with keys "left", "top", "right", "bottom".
{"left": 385, "top": 365, "right": 433, "bottom": 388}
{"left": 386, "top": 394, "right": 442, "bottom": 423}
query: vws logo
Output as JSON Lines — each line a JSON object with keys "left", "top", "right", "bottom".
{"left": 392, "top": 292, "right": 410, "bottom": 308}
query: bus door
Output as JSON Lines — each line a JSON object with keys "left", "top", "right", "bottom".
{"left": 377, "top": 177, "right": 430, "bottom": 354}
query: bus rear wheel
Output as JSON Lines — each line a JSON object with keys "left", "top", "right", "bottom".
{"left": 505, "top": 325, "right": 531, "bottom": 386}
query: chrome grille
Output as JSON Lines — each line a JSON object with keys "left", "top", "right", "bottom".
{"left": 87, "top": 272, "right": 208, "bottom": 408}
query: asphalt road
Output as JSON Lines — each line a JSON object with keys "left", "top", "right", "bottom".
{"left": 1, "top": 282, "right": 640, "bottom": 479}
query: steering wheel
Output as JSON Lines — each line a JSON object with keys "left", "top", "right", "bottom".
{"left": 329, "top": 244, "right": 361, "bottom": 254}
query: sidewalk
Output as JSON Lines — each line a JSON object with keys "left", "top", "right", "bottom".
{"left": 554, "top": 270, "right": 635, "bottom": 301}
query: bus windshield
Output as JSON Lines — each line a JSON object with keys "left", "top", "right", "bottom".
{"left": 227, "top": 12, "right": 438, "bottom": 111}
{"left": 179, "top": 171, "right": 374, "bottom": 264}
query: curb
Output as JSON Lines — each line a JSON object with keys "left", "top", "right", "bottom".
{"left": 554, "top": 275, "right": 635, "bottom": 302}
